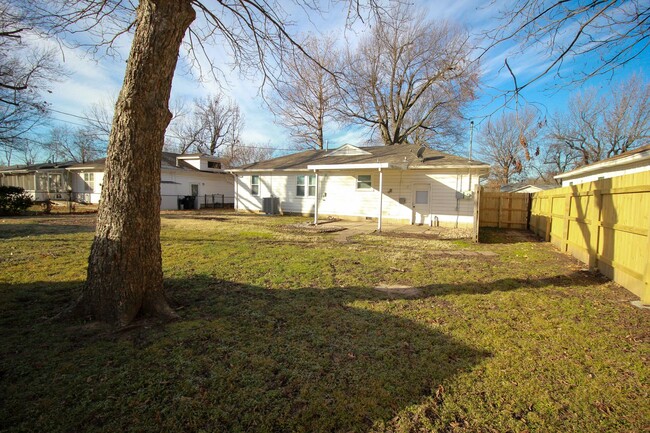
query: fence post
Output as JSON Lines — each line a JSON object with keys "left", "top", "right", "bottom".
{"left": 497, "top": 195, "right": 502, "bottom": 228}
{"left": 562, "top": 191, "right": 572, "bottom": 252}
{"left": 544, "top": 195, "right": 554, "bottom": 242}
{"left": 589, "top": 180, "right": 602, "bottom": 270}
{"left": 643, "top": 215, "right": 650, "bottom": 305}
{"left": 473, "top": 185, "right": 481, "bottom": 243}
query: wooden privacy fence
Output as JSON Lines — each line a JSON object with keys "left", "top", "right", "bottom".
{"left": 477, "top": 189, "right": 531, "bottom": 229}
{"left": 530, "top": 171, "right": 650, "bottom": 304}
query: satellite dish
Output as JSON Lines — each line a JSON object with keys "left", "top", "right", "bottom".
{"left": 416, "top": 145, "right": 426, "bottom": 161}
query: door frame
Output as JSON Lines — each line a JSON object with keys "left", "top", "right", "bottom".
{"left": 411, "top": 183, "right": 431, "bottom": 225}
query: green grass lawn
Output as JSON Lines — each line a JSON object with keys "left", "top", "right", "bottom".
{"left": 0, "top": 211, "right": 648, "bottom": 432}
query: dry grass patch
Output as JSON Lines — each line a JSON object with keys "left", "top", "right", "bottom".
{"left": 0, "top": 215, "right": 648, "bottom": 433}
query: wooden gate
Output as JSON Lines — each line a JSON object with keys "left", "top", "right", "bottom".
{"left": 478, "top": 190, "right": 531, "bottom": 229}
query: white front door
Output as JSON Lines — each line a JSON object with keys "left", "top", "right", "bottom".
{"left": 412, "top": 183, "right": 431, "bottom": 225}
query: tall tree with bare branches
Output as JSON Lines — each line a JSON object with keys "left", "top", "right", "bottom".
{"left": 477, "top": 108, "right": 542, "bottom": 186}
{"left": 547, "top": 74, "right": 650, "bottom": 167}
{"left": 483, "top": 0, "right": 650, "bottom": 97}
{"left": 0, "top": 0, "right": 61, "bottom": 165}
{"left": 341, "top": 5, "right": 479, "bottom": 148}
{"left": 171, "top": 93, "right": 243, "bottom": 156}
{"left": 267, "top": 35, "right": 340, "bottom": 150}
{"left": 17, "top": 0, "right": 380, "bottom": 325}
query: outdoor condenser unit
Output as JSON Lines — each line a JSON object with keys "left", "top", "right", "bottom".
{"left": 262, "top": 197, "right": 279, "bottom": 215}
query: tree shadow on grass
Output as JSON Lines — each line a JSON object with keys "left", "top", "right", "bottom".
{"left": 1, "top": 277, "right": 489, "bottom": 433}
{"left": 0, "top": 269, "right": 606, "bottom": 433}
{"left": 0, "top": 217, "right": 96, "bottom": 240}
{"left": 156, "top": 278, "right": 489, "bottom": 432}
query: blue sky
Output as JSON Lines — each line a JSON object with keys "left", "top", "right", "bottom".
{"left": 33, "top": 0, "right": 650, "bottom": 157}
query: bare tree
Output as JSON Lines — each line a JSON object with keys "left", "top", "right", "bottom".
{"left": 17, "top": 0, "right": 379, "bottom": 325}
{"left": 477, "top": 108, "right": 542, "bottom": 186}
{"left": 483, "top": 0, "right": 650, "bottom": 96}
{"left": 168, "top": 93, "right": 243, "bottom": 157}
{"left": 83, "top": 98, "right": 115, "bottom": 140}
{"left": 47, "top": 125, "right": 105, "bottom": 163}
{"left": 341, "top": 5, "right": 479, "bottom": 148}
{"left": 0, "top": 0, "right": 61, "bottom": 163}
{"left": 531, "top": 140, "right": 578, "bottom": 185}
{"left": 547, "top": 74, "right": 650, "bottom": 167}
{"left": 267, "top": 35, "right": 340, "bottom": 150}
{"left": 224, "top": 142, "right": 275, "bottom": 167}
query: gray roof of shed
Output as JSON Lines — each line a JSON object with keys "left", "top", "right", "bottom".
{"left": 234, "top": 144, "right": 488, "bottom": 171}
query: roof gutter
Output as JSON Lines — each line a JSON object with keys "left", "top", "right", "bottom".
{"left": 229, "top": 163, "right": 490, "bottom": 173}
{"left": 555, "top": 148, "right": 650, "bottom": 180}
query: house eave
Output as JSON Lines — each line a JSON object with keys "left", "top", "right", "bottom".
{"left": 554, "top": 148, "right": 650, "bottom": 180}
{"left": 307, "top": 162, "right": 395, "bottom": 170}
{"left": 230, "top": 163, "right": 491, "bottom": 173}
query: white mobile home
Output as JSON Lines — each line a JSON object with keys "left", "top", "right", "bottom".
{"left": 231, "top": 144, "right": 490, "bottom": 228}
{"left": 0, "top": 153, "right": 234, "bottom": 210}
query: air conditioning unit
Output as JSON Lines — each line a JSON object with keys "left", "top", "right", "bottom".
{"left": 262, "top": 197, "right": 279, "bottom": 215}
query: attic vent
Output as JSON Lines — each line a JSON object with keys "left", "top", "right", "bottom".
{"left": 327, "top": 144, "right": 372, "bottom": 156}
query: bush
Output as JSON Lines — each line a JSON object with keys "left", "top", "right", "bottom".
{"left": 0, "top": 185, "right": 33, "bottom": 215}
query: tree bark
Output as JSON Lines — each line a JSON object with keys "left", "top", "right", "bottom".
{"left": 74, "top": 0, "right": 195, "bottom": 325}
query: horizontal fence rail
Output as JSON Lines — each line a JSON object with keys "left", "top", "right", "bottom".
{"left": 530, "top": 172, "right": 650, "bottom": 304}
{"left": 478, "top": 190, "right": 530, "bottom": 229}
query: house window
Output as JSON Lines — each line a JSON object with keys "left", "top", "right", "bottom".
{"left": 251, "top": 175, "right": 260, "bottom": 196}
{"left": 48, "top": 173, "right": 63, "bottom": 193}
{"left": 83, "top": 173, "right": 94, "bottom": 192}
{"left": 297, "top": 175, "right": 316, "bottom": 197}
{"left": 357, "top": 174, "right": 372, "bottom": 190}
{"left": 208, "top": 161, "right": 221, "bottom": 169}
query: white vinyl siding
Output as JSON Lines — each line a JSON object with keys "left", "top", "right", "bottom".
{"left": 160, "top": 171, "right": 234, "bottom": 210}
{"left": 235, "top": 169, "right": 480, "bottom": 226}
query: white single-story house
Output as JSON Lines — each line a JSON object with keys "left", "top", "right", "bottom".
{"left": 0, "top": 152, "right": 234, "bottom": 210}
{"left": 230, "top": 144, "right": 490, "bottom": 229}
{"left": 555, "top": 144, "right": 650, "bottom": 186}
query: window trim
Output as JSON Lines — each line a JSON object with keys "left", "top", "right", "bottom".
{"left": 356, "top": 174, "right": 372, "bottom": 190}
{"left": 251, "top": 175, "right": 260, "bottom": 196}
{"left": 83, "top": 172, "right": 94, "bottom": 192}
{"left": 297, "top": 174, "right": 316, "bottom": 197}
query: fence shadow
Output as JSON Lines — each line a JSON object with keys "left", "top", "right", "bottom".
{"left": 477, "top": 227, "right": 542, "bottom": 244}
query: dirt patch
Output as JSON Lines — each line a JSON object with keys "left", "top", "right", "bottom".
{"left": 374, "top": 284, "right": 422, "bottom": 297}
{"left": 282, "top": 223, "right": 348, "bottom": 234}
{"left": 479, "top": 229, "right": 541, "bottom": 244}
{"left": 379, "top": 227, "right": 472, "bottom": 240}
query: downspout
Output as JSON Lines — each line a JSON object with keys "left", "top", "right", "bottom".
{"left": 468, "top": 120, "right": 474, "bottom": 196}
{"left": 234, "top": 174, "right": 239, "bottom": 211}
{"left": 313, "top": 170, "right": 319, "bottom": 225}
{"left": 378, "top": 168, "right": 383, "bottom": 232}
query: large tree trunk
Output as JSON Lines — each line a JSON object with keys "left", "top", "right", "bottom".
{"left": 74, "top": 0, "right": 195, "bottom": 326}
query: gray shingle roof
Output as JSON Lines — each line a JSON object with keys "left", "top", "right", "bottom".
{"left": 234, "top": 144, "right": 488, "bottom": 171}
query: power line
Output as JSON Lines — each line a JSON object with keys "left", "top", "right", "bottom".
{"left": 46, "top": 107, "right": 297, "bottom": 152}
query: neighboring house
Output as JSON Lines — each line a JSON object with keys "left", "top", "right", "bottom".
{"left": 555, "top": 144, "right": 650, "bottom": 186}
{"left": 230, "top": 144, "right": 490, "bottom": 228}
{"left": 500, "top": 183, "right": 556, "bottom": 193}
{"left": 0, "top": 153, "right": 234, "bottom": 210}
